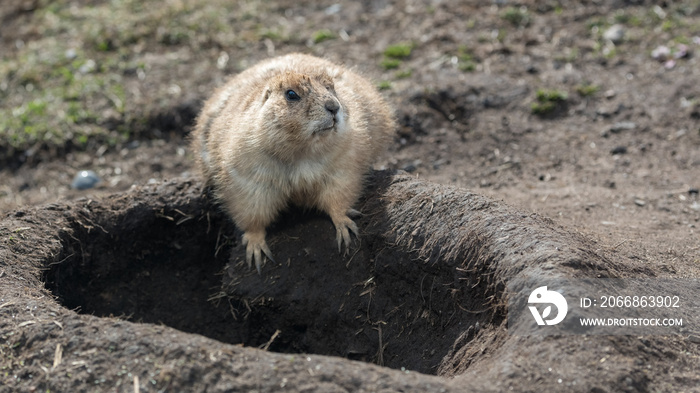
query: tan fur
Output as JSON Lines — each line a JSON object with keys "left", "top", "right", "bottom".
{"left": 190, "top": 53, "right": 395, "bottom": 272}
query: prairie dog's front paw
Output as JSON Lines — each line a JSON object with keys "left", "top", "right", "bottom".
{"left": 241, "top": 230, "right": 275, "bottom": 274}
{"left": 331, "top": 214, "right": 359, "bottom": 254}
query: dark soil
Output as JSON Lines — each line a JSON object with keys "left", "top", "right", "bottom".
{"left": 1, "top": 1, "right": 700, "bottom": 392}
{"left": 3, "top": 173, "right": 697, "bottom": 392}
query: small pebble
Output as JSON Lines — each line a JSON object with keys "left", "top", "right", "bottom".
{"left": 651, "top": 45, "right": 671, "bottom": 60}
{"left": 71, "top": 170, "right": 100, "bottom": 190}
{"left": 65, "top": 48, "right": 77, "bottom": 60}
{"left": 634, "top": 199, "right": 646, "bottom": 207}
{"left": 609, "top": 122, "right": 636, "bottom": 133}
{"left": 603, "top": 24, "right": 625, "bottom": 44}
{"left": 688, "top": 188, "right": 699, "bottom": 196}
{"left": 402, "top": 163, "right": 417, "bottom": 173}
{"left": 324, "top": 4, "right": 341, "bottom": 15}
{"left": 402, "top": 159, "right": 422, "bottom": 173}
{"left": 432, "top": 158, "right": 448, "bottom": 170}
{"left": 610, "top": 146, "right": 627, "bottom": 155}
{"left": 674, "top": 44, "right": 688, "bottom": 59}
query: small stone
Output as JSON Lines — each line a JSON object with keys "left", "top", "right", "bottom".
{"left": 71, "top": 170, "right": 100, "bottom": 190}
{"left": 674, "top": 44, "right": 688, "bottom": 59}
{"left": 610, "top": 146, "right": 627, "bottom": 155}
{"left": 688, "top": 188, "right": 699, "bottom": 196}
{"left": 432, "top": 158, "right": 448, "bottom": 170}
{"left": 651, "top": 45, "right": 671, "bottom": 60}
{"left": 402, "top": 164, "right": 417, "bottom": 173}
{"left": 634, "top": 199, "right": 646, "bottom": 207}
{"left": 402, "top": 160, "right": 421, "bottom": 173}
{"left": 78, "top": 59, "right": 96, "bottom": 74}
{"left": 65, "top": 48, "right": 77, "bottom": 60}
{"left": 609, "top": 122, "right": 636, "bottom": 133}
{"left": 603, "top": 24, "right": 625, "bottom": 44}
{"left": 324, "top": 4, "right": 341, "bottom": 15}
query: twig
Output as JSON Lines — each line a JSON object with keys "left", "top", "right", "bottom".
{"left": 260, "top": 329, "right": 281, "bottom": 351}
{"left": 48, "top": 253, "right": 75, "bottom": 266}
{"left": 52, "top": 344, "right": 63, "bottom": 369}
{"left": 612, "top": 239, "right": 628, "bottom": 249}
{"left": 374, "top": 325, "right": 385, "bottom": 367}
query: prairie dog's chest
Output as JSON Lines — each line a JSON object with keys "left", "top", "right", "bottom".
{"left": 283, "top": 156, "right": 332, "bottom": 189}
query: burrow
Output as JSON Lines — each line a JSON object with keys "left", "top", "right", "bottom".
{"left": 43, "top": 172, "right": 508, "bottom": 375}
{"left": 41, "top": 172, "right": 621, "bottom": 376}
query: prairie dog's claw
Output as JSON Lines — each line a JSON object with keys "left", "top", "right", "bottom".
{"left": 346, "top": 208, "right": 363, "bottom": 218}
{"left": 333, "top": 216, "right": 359, "bottom": 254}
{"left": 242, "top": 231, "right": 274, "bottom": 274}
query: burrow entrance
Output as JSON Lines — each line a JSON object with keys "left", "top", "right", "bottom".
{"left": 43, "top": 178, "right": 501, "bottom": 375}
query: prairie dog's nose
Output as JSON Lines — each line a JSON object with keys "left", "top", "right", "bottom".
{"left": 325, "top": 99, "right": 340, "bottom": 115}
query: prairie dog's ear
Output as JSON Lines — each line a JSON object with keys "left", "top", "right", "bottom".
{"left": 263, "top": 87, "right": 271, "bottom": 103}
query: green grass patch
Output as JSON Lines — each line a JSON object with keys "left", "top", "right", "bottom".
{"left": 312, "top": 29, "right": 335, "bottom": 44}
{"left": 259, "top": 28, "right": 284, "bottom": 41}
{"left": 531, "top": 101, "right": 557, "bottom": 115}
{"left": 613, "top": 11, "right": 643, "bottom": 27}
{"left": 500, "top": 6, "right": 530, "bottom": 27}
{"left": 575, "top": 83, "right": 600, "bottom": 97}
{"left": 531, "top": 89, "right": 568, "bottom": 115}
{"left": 380, "top": 58, "right": 402, "bottom": 70}
{"left": 384, "top": 43, "right": 413, "bottom": 59}
{"left": 0, "top": 0, "right": 272, "bottom": 163}
{"left": 459, "top": 62, "right": 476, "bottom": 72}
{"left": 377, "top": 81, "right": 392, "bottom": 90}
{"left": 394, "top": 69, "right": 412, "bottom": 79}
{"left": 535, "top": 89, "right": 568, "bottom": 103}
{"left": 457, "top": 46, "right": 477, "bottom": 72}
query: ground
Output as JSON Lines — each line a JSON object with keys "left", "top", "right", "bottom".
{"left": 1, "top": 0, "right": 699, "bottom": 392}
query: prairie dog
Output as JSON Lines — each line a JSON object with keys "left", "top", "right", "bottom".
{"left": 191, "top": 53, "right": 395, "bottom": 272}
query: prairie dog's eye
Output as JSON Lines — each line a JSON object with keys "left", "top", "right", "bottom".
{"left": 285, "top": 90, "right": 300, "bottom": 101}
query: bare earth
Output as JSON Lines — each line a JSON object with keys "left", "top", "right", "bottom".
{"left": 1, "top": 1, "right": 699, "bottom": 392}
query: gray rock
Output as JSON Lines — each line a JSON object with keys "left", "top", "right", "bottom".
{"left": 609, "top": 122, "right": 636, "bottom": 133}
{"left": 71, "top": 170, "right": 100, "bottom": 190}
{"left": 610, "top": 146, "right": 628, "bottom": 155}
{"left": 603, "top": 24, "right": 625, "bottom": 44}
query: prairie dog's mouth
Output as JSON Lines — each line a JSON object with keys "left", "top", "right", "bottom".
{"left": 313, "top": 118, "right": 337, "bottom": 135}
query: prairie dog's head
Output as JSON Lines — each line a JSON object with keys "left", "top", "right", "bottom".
{"left": 259, "top": 71, "right": 347, "bottom": 148}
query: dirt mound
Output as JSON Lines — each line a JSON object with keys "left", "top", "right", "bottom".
{"left": 2, "top": 172, "right": 695, "bottom": 392}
